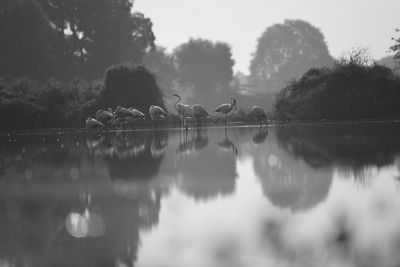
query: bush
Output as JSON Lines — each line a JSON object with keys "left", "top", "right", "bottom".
{"left": 0, "top": 77, "right": 103, "bottom": 130}
{"left": 100, "top": 64, "right": 165, "bottom": 114}
{"left": 274, "top": 61, "right": 400, "bottom": 121}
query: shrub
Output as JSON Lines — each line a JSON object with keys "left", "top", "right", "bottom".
{"left": 100, "top": 64, "right": 165, "bottom": 114}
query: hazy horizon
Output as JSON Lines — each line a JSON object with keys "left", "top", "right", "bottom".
{"left": 135, "top": 0, "right": 400, "bottom": 74}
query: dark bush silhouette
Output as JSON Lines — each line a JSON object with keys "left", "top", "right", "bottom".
{"left": 0, "top": 78, "right": 102, "bottom": 130}
{"left": 100, "top": 64, "right": 165, "bottom": 114}
{"left": 274, "top": 61, "right": 400, "bottom": 121}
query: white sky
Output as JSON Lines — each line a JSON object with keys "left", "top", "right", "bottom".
{"left": 135, "top": 0, "right": 400, "bottom": 74}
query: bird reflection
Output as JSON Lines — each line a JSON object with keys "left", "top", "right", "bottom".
{"left": 113, "top": 132, "right": 146, "bottom": 159}
{"left": 218, "top": 129, "right": 238, "bottom": 157}
{"left": 176, "top": 130, "right": 194, "bottom": 156}
{"left": 85, "top": 132, "right": 148, "bottom": 159}
{"left": 176, "top": 129, "right": 209, "bottom": 156}
{"left": 193, "top": 129, "right": 209, "bottom": 151}
{"left": 150, "top": 131, "right": 168, "bottom": 159}
{"left": 252, "top": 128, "right": 268, "bottom": 144}
{"left": 85, "top": 133, "right": 105, "bottom": 150}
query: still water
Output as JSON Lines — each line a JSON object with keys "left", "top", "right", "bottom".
{"left": 1, "top": 123, "right": 400, "bottom": 267}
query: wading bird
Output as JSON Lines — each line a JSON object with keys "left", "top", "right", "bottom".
{"left": 129, "top": 108, "right": 146, "bottom": 119}
{"left": 114, "top": 106, "right": 145, "bottom": 130}
{"left": 172, "top": 93, "right": 192, "bottom": 129}
{"left": 192, "top": 104, "right": 209, "bottom": 129}
{"left": 85, "top": 117, "right": 104, "bottom": 129}
{"left": 249, "top": 106, "right": 269, "bottom": 127}
{"left": 215, "top": 97, "right": 237, "bottom": 127}
{"left": 95, "top": 109, "right": 114, "bottom": 127}
{"left": 149, "top": 105, "right": 167, "bottom": 129}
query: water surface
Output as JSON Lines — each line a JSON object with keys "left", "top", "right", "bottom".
{"left": 1, "top": 123, "right": 400, "bottom": 267}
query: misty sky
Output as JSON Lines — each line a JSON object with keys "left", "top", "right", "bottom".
{"left": 135, "top": 0, "right": 400, "bottom": 74}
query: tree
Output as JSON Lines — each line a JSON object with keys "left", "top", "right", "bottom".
{"left": 377, "top": 55, "right": 400, "bottom": 76}
{"left": 38, "top": 0, "right": 155, "bottom": 78}
{"left": 390, "top": 28, "right": 400, "bottom": 59}
{"left": 100, "top": 64, "right": 164, "bottom": 113}
{"left": 250, "top": 19, "right": 333, "bottom": 93}
{"left": 174, "top": 38, "right": 235, "bottom": 109}
{"left": 143, "top": 46, "right": 178, "bottom": 92}
{"left": 0, "top": 0, "right": 54, "bottom": 79}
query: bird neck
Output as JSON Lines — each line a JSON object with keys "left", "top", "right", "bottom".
{"left": 173, "top": 95, "right": 181, "bottom": 111}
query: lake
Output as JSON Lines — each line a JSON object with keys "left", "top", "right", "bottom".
{"left": 1, "top": 123, "right": 400, "bottom": 267}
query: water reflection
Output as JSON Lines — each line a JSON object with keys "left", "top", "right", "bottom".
{"left": 1, "top": 124, "right": 400, "bottom": 266}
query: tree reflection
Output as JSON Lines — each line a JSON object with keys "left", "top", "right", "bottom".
{"left": 250, "top": 129, "right": 332, "bottom": 212}
{"left": 276, "top": 123, "right": 400, "bottom": 170}
{"left": 177, "top": 130, "right": 237, "bottom": 201}
{"left": 101, "top": 131, "right": 167, "bottom": 182}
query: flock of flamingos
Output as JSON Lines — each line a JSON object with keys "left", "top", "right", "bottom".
{"left": 85, "top": 94, "right": 269, "bottom": 130}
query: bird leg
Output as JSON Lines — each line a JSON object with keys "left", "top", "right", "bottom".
{"left": 225, "top": 114, "right": 227, "bottom": 127}
{"left": 262, "top": 118, "right": 269, "bottom": 127}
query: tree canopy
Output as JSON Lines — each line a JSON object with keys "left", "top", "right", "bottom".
{"left": 250, "top": 19, "right": 333, "bottom": 93}
{"left": 0, "top": 0, "right": 155, "bottom": 79}
{"left": 173, "top": 38, "right": 235, "bottom": 109}
{"left": 0, "top": 0, "right": 54, "bottom": 79}
{"left": 390, "top": 28, "right": 400, "bottom": 59}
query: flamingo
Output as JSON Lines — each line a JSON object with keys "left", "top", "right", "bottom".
{"left": 114, "top": 106, "right": 145, "bottom": 129}
{"left": 172, "top": 94, "right": 192, "bottom": 129}
{"left": 249, "top": 106, "right": 269, "bottom": 127}
{"left": 149, "top": 105, "right": 167, "bottom": 129}
{"left": 95, "top": 109, "right": 114, "bottom": 127}
{"left": 85, "top": 117, "right": 105, "bottom": 129}
{"left": 192, "top": 104, "right": 209, "bottom": 129}
{"left": 172, "top": 94, "right": 185, "bottom": 128}
{"left": 128, "top": 108, "right": 146, "bottom": 119}
{"left": 215, "top": 97, "right": 237, "bottom": 127}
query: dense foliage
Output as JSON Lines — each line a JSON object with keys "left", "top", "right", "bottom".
{"left": 250, "top": 19, "right": 333, "bottom": 93}
{"left": 274, "top": 60, "right": 400, "bottom": 121}
{"left": 0, "top": 78, "right": 102, "bottom": 129}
